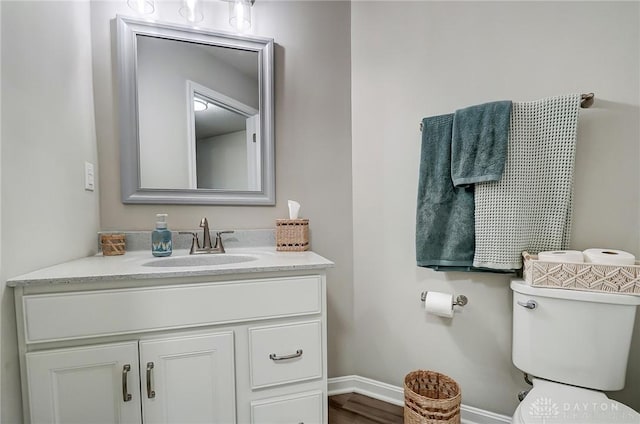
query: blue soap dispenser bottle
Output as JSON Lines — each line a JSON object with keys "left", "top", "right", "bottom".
{"left": 152, "top": 213, "right": 172, "bottom": 257}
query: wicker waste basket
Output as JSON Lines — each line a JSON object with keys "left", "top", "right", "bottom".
{"left": 404, "top": 370, "right": 461, "bottom": 424}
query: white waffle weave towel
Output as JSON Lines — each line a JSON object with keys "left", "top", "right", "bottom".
{"left": 473, "top": 94, "right": 581, "bottom": 270}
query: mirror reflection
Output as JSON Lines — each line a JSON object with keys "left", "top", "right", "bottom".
{"left": 136, "top": 35, "right": 259, "bottom": 191}
{"left": 191, "top": 89, "right": 260, "bottom": 190}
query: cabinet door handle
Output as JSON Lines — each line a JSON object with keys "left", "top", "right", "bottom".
{"left": 146, "top": 362, "right": 156, "bottom": 399}
{"left": 122, "top": 364, "right": 132, "bottom": 402}
{"left": 269, "top": 349, "right": 303, "bottom": 361}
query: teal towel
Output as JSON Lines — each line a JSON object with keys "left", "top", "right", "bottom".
{"left": 416, "top": 114, "right": 475, "bottom": 269}
{"left": 451, "top": 101, "right": 512, "bottom": 186}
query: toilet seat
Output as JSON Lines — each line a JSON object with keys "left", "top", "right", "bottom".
{"left": 513, "top": 379, "right": 640, "bottom": 424}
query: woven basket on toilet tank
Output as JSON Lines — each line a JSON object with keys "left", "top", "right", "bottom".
{"left": 404, "top": 370, "right": 461, "bottom": 424}
{"left": 522, "top": 251, "right": 640, "bottom": 295}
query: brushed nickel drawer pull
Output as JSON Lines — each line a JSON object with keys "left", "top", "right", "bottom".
{"left": 146, "top": 362, "right": 156, "bottom": 399}
{"left": 122, "top": 364, "right": 132, "bottom": 402}
{"left": 269, "top": 349, "right": 303, "bottom": 361}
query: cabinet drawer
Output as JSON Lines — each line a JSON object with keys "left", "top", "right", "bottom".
{"left": 23, "top": 276, "right": 322, "bottom": 343}
{"left": 249, "top": 320, "right": 322, "bottom": 389}
{"left": 251, "top": 390, "right": 323, "bottom": 424}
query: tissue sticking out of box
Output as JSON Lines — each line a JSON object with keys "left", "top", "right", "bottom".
{"left": 288, "top": 200, "right": 301, "bottom": 219}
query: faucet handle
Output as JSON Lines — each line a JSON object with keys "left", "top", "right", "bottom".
{"left": 213, "top": 231, "right": 234, "bottom": 253}
{"left": 178, "top": 231, "right": 200, "bottom": 254}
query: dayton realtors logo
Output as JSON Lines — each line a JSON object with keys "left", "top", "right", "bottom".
{"left": 529, "top": 397, "right": 560, "bottom": 422}
{"left": 528, "top": 396, "right": 636, "bottom": 423}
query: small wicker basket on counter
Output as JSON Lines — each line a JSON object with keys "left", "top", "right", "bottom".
{"left": 276, "top": 219, "right": 309, "bottom": 251}
{"left": 523, "top": 251, "right": 640, "bottom": 295}
{"left": 100, "top": 234, "right": 126, "bottom": 256}
{"left": 404, "top": 370, "right": 461, "bottom": 424}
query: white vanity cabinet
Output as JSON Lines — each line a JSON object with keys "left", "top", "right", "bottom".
{"left": 12, "top": 270, "right": 329, "bottom": 424}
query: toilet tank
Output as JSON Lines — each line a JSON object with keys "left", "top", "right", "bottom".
{"left": 511, "top": 280, "right": 640, "bottom": 391}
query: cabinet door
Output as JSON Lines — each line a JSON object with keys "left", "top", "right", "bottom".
{"left": 139, "top": 332, "right": 236, "bottom": 424}
{"left": 26, "top": 341, "right": 142, "bottom": 424}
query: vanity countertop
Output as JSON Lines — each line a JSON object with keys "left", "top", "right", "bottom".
{"left": 7, "top": 247, "right": 334, "bottom": 287}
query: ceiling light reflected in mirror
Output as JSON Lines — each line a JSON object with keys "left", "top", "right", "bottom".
{"left": 194, "top": 97, "right": 208, "bottom": 112}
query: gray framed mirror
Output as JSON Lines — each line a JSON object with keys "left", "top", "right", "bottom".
{"left": 116, "top": 15, "right": 274, "bottom": 205}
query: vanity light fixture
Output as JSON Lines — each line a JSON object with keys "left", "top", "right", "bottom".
{"left": 128, "top": 0, "right": 255, "bottom": 31}
{"left": 127, "top": 0, "right": 155, "bottom": 14}
{"left": 179, "top": 0, "right": 204, "bottom": 24}
{"left": 229, "top": 0, "right": 253, "bottom": 32}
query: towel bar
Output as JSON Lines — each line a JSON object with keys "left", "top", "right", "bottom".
{"left": 419, "top": 93, "right": 595, "bottom": 132}
{"left": 580, "top": 92, "right": 594, "bottom": 108}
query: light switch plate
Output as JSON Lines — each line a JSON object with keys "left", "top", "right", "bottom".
{"left": 84, "top": 162, "right": 95, "bottom": 191}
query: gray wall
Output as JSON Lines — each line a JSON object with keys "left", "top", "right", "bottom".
{"left": 351, "top": 1, "right": 640, "bottom": 416}
{"left": 1, "top": 1, "right": 101, "bottom": 422}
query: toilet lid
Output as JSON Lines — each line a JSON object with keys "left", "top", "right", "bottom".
{"left": 516, "top": 380, "right": 640, "bottom": 423}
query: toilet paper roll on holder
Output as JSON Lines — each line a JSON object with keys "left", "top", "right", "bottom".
{"left": 420, "top": 291, "right": 468, "bottom": 307}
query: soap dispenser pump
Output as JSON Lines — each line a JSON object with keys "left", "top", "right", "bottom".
{"left": 152, "top": 213, "right": 172, "bottom": 257}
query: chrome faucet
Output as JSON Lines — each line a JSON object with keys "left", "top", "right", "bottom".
{"left": 179, "top": 218, "right": 234, "bottom": 254}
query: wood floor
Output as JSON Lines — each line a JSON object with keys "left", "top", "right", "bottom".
{"left": 328, "top": 393, "right": 404, "bottom": 424}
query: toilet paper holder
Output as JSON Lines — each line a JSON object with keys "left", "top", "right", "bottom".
{"left": 420, "top": 291, "right": 468, "bottom": 307}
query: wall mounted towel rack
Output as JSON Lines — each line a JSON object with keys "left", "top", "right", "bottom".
{"left": 580, "top": 92, "right": 595, "bottom": 108}
{"left": 419, "top": 92, "right": 595, "bottom": 132}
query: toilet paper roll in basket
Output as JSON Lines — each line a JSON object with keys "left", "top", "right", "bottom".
{"left": 583, "top": 248, "right": 636, "bottom": 266}
{"left": 424, "top": 291, "right": 455, "bottom": 318}
{"left": 537, "top": 250, "right": 584, "bottom": 263}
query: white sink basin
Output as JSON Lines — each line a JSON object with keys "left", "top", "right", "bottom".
{"left": 143, "top": 254, "right": 258, "bottom": 268}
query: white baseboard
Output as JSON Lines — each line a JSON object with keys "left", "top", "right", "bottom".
{"left": 328, "top": 375, "right": 512, "bottom": 424}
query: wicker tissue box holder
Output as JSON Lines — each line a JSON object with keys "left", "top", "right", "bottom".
{"left": 522, "top": 251, "right": 640, "bottom": 296}
{"left": 276, "top": 219, "right": 309, "bottom": 251}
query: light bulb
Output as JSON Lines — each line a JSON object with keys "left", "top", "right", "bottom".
{"left": 127, "top": 0, "right": 155, "bottom": 14}
{"left": 180, "top": 0, "right": 204, "bottom": 23}
{"left": 229, "top": 0, "right": 251, "bottom": 32}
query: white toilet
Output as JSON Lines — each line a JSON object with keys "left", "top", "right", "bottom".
{"left": 511, "top": 280, "right": 640, "bottom": 423}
